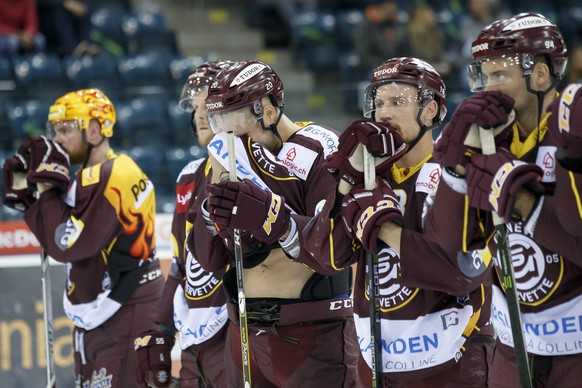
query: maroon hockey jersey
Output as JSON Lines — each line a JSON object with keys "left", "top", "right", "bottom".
{"left": 301, "top": 155, "right": 493, "bottom": 380}
{"left": 425, "top": 114, "right": 582, "bottom": 357}
{"left": 24, "top": 150, "right": 161, "bottom": 330}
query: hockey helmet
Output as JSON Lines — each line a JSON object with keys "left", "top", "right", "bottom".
{"left": 178, "top": 60, "right": 235, "bottom": 113}
{"left": 48, "top": 88, "right": 116, "bottom": 137}
{"left": 468, "top": 13, "right": 568, "bottom": 92}
{"left": 363, "top": 57, "right": 447, "bottom": 126}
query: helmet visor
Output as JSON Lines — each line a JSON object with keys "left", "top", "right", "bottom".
{"left": 207, "top": 103, "right": 257, "bottom": 135}
{"left": 179, "top": 83, "right": 209, "bottom": 113}
{"left": 46, "top": 119, "right": 80, "bottom": 140}
{"left": 467, "top": 54, "right": 528, "bottom": 92}
{"left": 363, "top": 81, "right": 421, "bottom": 119}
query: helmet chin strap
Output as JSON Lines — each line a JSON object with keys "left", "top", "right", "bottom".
{"left": 257, "top": 105, "right": 284, "bottom": 146}
{"left": 404, "top": 105, "right": 439, "bottom": 154}
{"left": 524, "top": 74, "right": 559, "bottom": 150}
{"left": 81, "top": 131, "right": 106, "bottom": 170}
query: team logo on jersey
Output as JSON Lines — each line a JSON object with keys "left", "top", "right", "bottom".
{"left": 176, "top": 182, "right": 195, "bottom": 214}
{"left": 185, "top": 250, "right": 222, "bottom": 300}
{"left": 495, "top": 222, "right": 563, "bottom": 306}
{"left": 415, "top": 163, "right": 441, "bottom": 194}
{"left": 536, "top": 146, "right": 557, "bottom": 182}
{"left": 367, "top": 247, "right": 418, "bottom": 310}
{"left": 55, "top": 216, "right": 84, "bottom": 250}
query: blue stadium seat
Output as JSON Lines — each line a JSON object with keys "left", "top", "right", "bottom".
{"left": 164, "top": 145, "right": 207, "bottom": 182}
{"left": 118, "top": 53, "right": 173, "bottom": 90}
{"left": 335, "top": 9, "right": 364, "bottom": 49}
{"left": 91, "top": 8, "right": 129, "bottom": 55}
{"left": 12, "top": 54, "right": 69, "bottom": 97}
{"left": 0, "top": 57, "right": 15, "bottom": 90}
{"left": 115, "top": 96, "right": 171, "bottom": 147}
{"left": 167, "top": 101, "right": 192, "bottom": 143}
{"left": 6, "top": 99, "right": 51, "bottom": 142}
{"left": 63, "top": 52, "right": 120, "bottom": 90}
{"left": 290, "top": 11, "right": 341, "bottom": 72}
{"left": 122, "top": 11, "right": 177, "bottom": 55}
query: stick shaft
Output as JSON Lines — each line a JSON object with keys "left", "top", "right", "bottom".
{"left": 479, "top": 128, "right": 532, "bottom": 388}
{"left": 226, "top": 131, "right": 252, "bottom": 387}
{"left": 364, "top": 150, "right": 382, "bottom": 387}
{"left": 40, "top": 248, "right": 56, "bottom": 388}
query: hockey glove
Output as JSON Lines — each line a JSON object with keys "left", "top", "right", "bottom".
{"left": 24, "top": 136, "right": 70, "bottom": 192}
{"left": 2, "top": 152, "right": 36, "bottom": 212}
{"left": 323, "top": 120, "right": 408, "bottom": 186}
{"left": 547, "top": 83, "right": 582, "bottom": 171}
{"left": 466, "top": 148, "right": 544, "bottom": 221}
{"left": 207, "top": 179, "right": 291, "bottom": 246}
{"left": 341, "top": 177, "right": 403, "bottom": 252}
{"left": 134, "top": 329, "right": 174, "bottom": 388}
{"left": 434, "top": 91, "right": 515, "bottom": 168}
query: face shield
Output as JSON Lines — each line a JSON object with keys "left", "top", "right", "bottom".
{"left": 363, "top": 81, "right": 422, "bottom": 119}
{"left": 46, "top": 119, "right": 81, "bottom": 140}
{"left": 179, "top": 83, "right": 209, "bottom": 113}
{"left": 467, "top": 54, "right": 532, "bottom": 92}
{"left": 207, "top": 101, "right": 260, "bottom": 135}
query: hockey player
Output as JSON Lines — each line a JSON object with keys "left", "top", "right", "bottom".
{"left": 2, "top": 89, "right": 163, "bottom": 387}
{"left": 190, "top": 60, "right": 359, "bottom": 386}
{"left": 291, "top": 57, "right": 496, "bottom": 386}
{"left": 426, "top": 13, "right": 582, "bottom": 387}
{"left": 134, "top": 61, "right": 233, "bottom": 387}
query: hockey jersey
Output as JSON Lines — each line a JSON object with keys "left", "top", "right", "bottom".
{"left": 425, "top": 114, "right": 582, "bottom": 356}
{"left": 158, "top": 157, "right": 229, "bottom": 350}
{"left": 301, "top": 154, "right": 493, "bottom": 379}
{"left": 24, "top": 150, "right": 160, "bottom": 330}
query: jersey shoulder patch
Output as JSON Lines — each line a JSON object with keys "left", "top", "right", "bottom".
{"left": 177, "top": 158, "right": 206, "bottom": 182}
{"left": 415, "top": 162, "right": 441, "bottom": 195}
{"left": 296, "top": 124, "right": 338, "bottom": 157}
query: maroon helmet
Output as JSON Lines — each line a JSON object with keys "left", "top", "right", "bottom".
{"left": 363, "top": 57, "right": 447, "bottom": 126}
{"left": 178, "top": 60, "right": 235, "bottom": 113}
{"left": 468, "top": 13, "right": 568, "bottom": 92}
{"left": 205, "top": 60, "right": 284, "bottom": 114}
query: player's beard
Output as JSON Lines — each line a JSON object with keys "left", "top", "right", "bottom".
{"left": 67, "top": 142, "right": 90, "bottom": 165}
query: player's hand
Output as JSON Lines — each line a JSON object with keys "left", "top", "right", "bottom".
{"left": 207, "top": 179, "right": 291, "bottom": 245}
{"left": 547, "top": 83, "right": 582, "bottom": 165}
{"left": 341, "top": 177, "right": 403, "bottom": 252}
{"left": 2, "top": 153, "right": 36, "bottom": 212}
{"left": 20, "top": 136, "right": 70, "bottom": 192}
{"left": 323, "top": 120, "right": 407, "bottom": 186}
{"left": 466, "top": 148, "right": 544, "bottom": 220}
{"left": 134, "top": 330, "right": 174, "bottom": 388}
{"left": 434, "top": 91, "right": 515, "bottom": 168}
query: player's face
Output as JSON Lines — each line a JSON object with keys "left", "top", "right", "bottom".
{"left": 192, "top": 89, "right": 213, "bottom": 147}
{"left": 207, "top": 105, "right": 259, "bottom": 137}
{"left": 479, "top": 57, "right": 533, "bottom": 114}
{"left": 50, "top": 120, "right": 87, "bottom": 165}
{"left": 373, "top": 82, "right": 422, "bottom": 144}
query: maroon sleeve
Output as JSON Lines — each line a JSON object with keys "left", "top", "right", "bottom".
{"left": 299, "top": 188, "right": 361, "bottom": 275}
{"left": 400, "top": 228, "right": 492, "bottom": 295}
{"left": 188, "top": 207, "right": 230, "bottom": 272}
{"left": 423, "top": 178, "right": 490, "bottom": 253}
{"left": 156, "top": 264, "right": 182, "bottom": 328}
{"left": 553, "top": 163, "right": 582, "bottom": 236}
{"left": 24, "top": 186, "right": 120, "bottom": 263}
{"left": 533, "top": 196, "right": 582, "bottom": 268}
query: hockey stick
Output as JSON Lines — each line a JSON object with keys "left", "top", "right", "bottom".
{"left": 227, "top": 131, "right": 252, "bottom": 388}
{"left": 364, "top": 149, "right": 382, "bottom": 387}
{"left": 477, "top": 127, "right": 532, "bottom": 388}
{"left": 40, "top": 247, "right": 56, "bottom": 388}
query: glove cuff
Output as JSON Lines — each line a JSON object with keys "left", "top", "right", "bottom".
{"left": 200, "top": 198, "right": 218, "bottom": 236}
{"left": 442, "top": 167, "right": 468, "bottom": 194}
